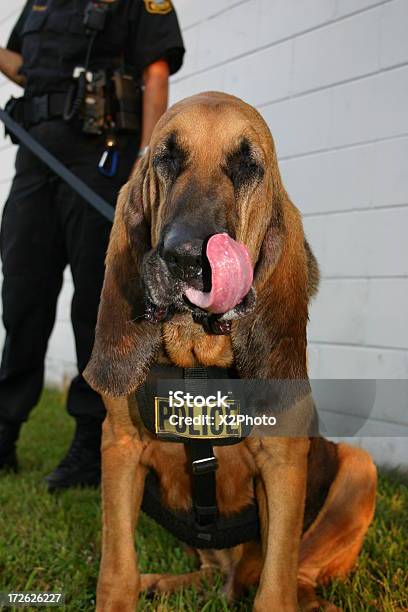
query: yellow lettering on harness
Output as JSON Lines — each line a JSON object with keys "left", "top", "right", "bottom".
{"left": 155, "top": 397, "right": 242, "bottom": 439}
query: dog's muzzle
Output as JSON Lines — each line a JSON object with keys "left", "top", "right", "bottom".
{"left": 143, "top": 228, "right": 256, "bottom": 333}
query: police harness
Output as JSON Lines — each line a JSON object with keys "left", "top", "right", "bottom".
{"left": 137, "top": 363, "right": 261, "bottom": 549}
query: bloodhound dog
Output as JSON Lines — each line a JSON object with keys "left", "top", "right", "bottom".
{"left": 84, "top": 92, "right": 377, "bottom": 612}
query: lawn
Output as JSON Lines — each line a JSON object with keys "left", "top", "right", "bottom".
{"left": 0, "top": 389, "right": 407, "bottom": 611}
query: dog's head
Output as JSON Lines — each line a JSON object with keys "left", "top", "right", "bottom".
{"left": 84, "top": 92, "right": 312, "bottom": 397}
{"left": 140, "top": 92, "right": 280, "bottom": 324}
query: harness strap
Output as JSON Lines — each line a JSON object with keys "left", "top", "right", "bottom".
{"left": 189, "top": 440, "right": 218, "bottom": 528}
{"left": 183, "top": 367, "right": 219, "bottom": 529}
{"left": 141, "top": 470, "right": 260, "bottom": 550}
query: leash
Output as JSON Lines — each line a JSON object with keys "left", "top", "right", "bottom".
{"left": 0, "top": 108, "right": 114, "bottom": 222}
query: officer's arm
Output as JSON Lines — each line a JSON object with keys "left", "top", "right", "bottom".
{"left": 0, "top": 48, "right": 25, "bottom": 87}
{"left": 139, "top": 59, "right": 169, "bottom": 152}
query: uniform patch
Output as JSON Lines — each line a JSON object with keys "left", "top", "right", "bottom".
{"left": 144, "top": 0, "right": 173, "bottom": 15}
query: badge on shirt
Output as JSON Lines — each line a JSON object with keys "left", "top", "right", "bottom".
{"left": 32, "top": 1, "right": 48, "bottom": 11}
{"left": 144, "top": 0, "right": 173, "bottom": 15}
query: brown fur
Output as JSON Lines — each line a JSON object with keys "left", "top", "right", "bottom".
{"left": 83, "top": 92, "right": 376, "bottom": 612}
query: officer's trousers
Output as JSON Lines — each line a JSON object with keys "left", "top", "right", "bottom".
{"left": 0, "top": 119, "right": 137, "bottom": 425}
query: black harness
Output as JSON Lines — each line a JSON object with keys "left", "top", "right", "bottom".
{"left": 137, "top": 365, "right": 260, "bottom": 549}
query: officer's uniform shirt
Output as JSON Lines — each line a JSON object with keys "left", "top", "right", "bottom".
{"left": 7, "top": 0, "right": 185, "bottom": 98}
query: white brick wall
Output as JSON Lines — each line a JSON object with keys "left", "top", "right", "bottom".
{"left": 171, "top": 0, "right": 408, "bottom": 467}
{"left": 0, "top": 0, "right": 407, "bottom": 465}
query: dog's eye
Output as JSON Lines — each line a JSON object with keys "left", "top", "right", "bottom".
{"left": 153, "top": 133, "right": 187, "bottom": 181}
{"left": 224, "top": 138, "right": 264, "bottom": 191}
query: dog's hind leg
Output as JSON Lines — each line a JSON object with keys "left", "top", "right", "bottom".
{"left": 227, "top": 445, "right": 376, "bottom": 610}
{"left": 297, "top": 443, "right": 377, "bottom": 612}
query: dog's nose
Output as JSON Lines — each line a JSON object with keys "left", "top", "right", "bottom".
{"left": 161, "top": 239, "right": 203, "bottom": 281}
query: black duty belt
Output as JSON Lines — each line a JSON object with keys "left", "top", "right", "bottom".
{"left": 24, "top": 93, "right": 67, "bottom": 126}
{"left": 137, "top": 364, "right": 260, "bottom": 549}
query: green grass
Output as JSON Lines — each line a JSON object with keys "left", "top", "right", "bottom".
{"left": 0, "top": 389, "right": 407, "bottom": 611}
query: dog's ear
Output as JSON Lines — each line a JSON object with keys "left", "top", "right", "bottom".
{"left": 232, "top": 144, "right": 310, "bottom": 379}
{"left": 84, "top": 155, "right": 162, "bottom": 397}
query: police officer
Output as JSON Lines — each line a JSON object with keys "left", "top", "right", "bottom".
{"left": 0, "top": 0, "right": 184, "bottom": 489}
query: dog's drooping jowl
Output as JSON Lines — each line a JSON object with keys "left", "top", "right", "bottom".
{"left": 84, "top": 92, "right": 376, "bottom": 612}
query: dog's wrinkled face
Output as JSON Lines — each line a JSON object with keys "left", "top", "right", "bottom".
{"left": 132, "top": 93, "right": 277, "bottom": 329}
{"left": 84, "top": 93, "right": 306, "bottom": 395}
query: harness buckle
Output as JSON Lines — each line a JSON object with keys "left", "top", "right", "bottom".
{"left": 192, "top": 456, "right": 218, "bottom": 475}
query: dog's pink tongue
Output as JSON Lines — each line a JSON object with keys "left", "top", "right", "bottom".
{"left": 185, "top": 233, "right": 253, "bottom": 314}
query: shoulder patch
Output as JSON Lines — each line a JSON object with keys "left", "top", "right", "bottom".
{"left": 32, "top": 2, "right": 48, "bottom": 11}
{"left": 144, "top": 0, "right": 173, "bottom": 15}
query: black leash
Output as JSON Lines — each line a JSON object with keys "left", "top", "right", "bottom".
{"left": 0, "top": 108, "right": 114, "bottom": 223}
